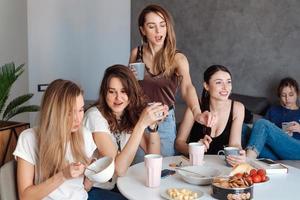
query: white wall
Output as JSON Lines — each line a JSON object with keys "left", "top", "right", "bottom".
{"left": 0, "top": 0, "right": 28, "bottom": 123}
{"left": 27, "top": 0, "right": 131, "bottom": 125}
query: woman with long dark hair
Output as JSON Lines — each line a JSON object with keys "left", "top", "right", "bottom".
{"left": 84, "top": 65, "right": 167, "bottom": 193}
{"left": 175, "top": 65, "right": 246, "bottom": 166}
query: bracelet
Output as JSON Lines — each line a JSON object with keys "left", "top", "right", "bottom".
{"left": 147, "top": 124, "right": 158, "bottom": 133}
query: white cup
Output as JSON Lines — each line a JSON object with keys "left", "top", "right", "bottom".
{"left": 144, "top": 154, "right": 162, "bottom": 188}
{"left": 188, "top": 142, "right": 205, "bottom": 166}
{"left": 129, "top": 62, "right": 145, "bottom": 80}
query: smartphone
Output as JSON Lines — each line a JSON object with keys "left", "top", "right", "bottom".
{"left": 257, "top": 158, "right": 278, "bottom": 166}
{"left": 161, "top": 169, "right": 176, "bottom": 178}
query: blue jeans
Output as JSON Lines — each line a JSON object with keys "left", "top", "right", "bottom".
{"left": 245, "top": 119, "right": 300, "bottom": 160}
{"left": 88, "top": 187, "right": 127, "bottom": 200}
{"left": 133, "top": 109, "right": 177, "bottom": 164}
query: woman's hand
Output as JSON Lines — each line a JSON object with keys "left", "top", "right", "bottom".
{"left": 287, "top": 121, "right": 300, "bottom": 133}
{"left": 226, "top": 150, "right": 247, "bottom": 167}
{"left": 194, "top": 111, "right": 217, "bottom": 127}
{"left": 62, "top": 162, "right": 85, "bottom": 180}
{"left": 83, "top": 176, "right": 93, "bottom": 192}
{"left": 199, "top": 135, "right": 213, "bottom": 152}
{"left": 139, "top": 102, "right": 169, "bottom": 128}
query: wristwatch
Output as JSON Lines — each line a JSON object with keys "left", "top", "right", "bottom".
{"left": 147, "top": 124, "right": 158, "bottom": 133}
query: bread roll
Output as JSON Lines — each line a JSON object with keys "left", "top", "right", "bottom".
{"left": 229, "top": 163, "right": 255, "bottom": 176}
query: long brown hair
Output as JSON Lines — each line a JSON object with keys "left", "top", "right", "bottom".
{"left": 95, "top": 65, "right": 147, "bottom": 133}
{"left": 138, "top": 4, "right": 177, "bottom": 77}
{"left": 36, "top": 79, "right": 89, "bottom": 183}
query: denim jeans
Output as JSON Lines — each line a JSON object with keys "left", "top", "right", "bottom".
{"left": 245, "top": 119, "right": 300, "bottom": 160}
{"left": 133, "top": 109, "right": 177, "bottom": 164}
{"left": 88, "top": 187, "right": 127, "bottom": 200}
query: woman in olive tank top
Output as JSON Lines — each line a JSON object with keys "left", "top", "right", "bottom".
{"left": 175, "top": 65, "right": 247, "bottom": 167}
{"left": 129, "top": 5, "right": 216, "bottom": 160}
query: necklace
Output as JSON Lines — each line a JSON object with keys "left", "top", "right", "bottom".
{"left": 114, "top": 132, "right": 122, "bottom": 152}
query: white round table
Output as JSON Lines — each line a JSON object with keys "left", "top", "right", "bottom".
{"left": 117, "top": 155, "right": 300, "bottom": 200}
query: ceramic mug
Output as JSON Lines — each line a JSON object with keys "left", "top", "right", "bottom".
{"left": 218, "top": 146, "right": 240, "bottom": 166}
{"left": 129, "top": 62, "right": 145, "bottom": 80}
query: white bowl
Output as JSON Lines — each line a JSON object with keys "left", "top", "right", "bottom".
{"left": 177, "top": 165, "right": 221, "bottom": 185}
{"left": 84, "top": 156, "right": 114, "bottom": 183}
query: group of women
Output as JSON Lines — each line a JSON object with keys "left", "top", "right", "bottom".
{"left": 12, "top": 4, "right": 300, "bottom": 200}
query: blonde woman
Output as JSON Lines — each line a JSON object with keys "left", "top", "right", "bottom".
{"left": 129, "top": 4, "right": 216, "bottom": 157}
{"left": 13, "top": 79, "right": 121, "bottom": 200}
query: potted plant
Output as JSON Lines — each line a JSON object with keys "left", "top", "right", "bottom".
{"left": 0, "top": 62, "right": 39, "bottom": 166}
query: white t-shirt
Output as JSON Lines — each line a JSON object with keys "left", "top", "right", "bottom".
{"left": 13, "top": 127, "right": 96, "bottom": 200}
{"left": 83, "top": 106, "right": 131, "bottom": 189}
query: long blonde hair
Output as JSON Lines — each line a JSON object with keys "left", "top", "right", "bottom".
{"left": 36, "top": 79, "right": 89, "bottom": 183}
{"left": 138, "top": 4, "right": 177, "bottom": 77}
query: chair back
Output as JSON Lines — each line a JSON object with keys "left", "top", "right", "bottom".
{"left": 0, "top": 160, "right": 18, "bottom": 200}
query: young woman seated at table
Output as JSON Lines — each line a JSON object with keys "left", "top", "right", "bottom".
{"left": 83, "top": 65, "right": 168, "bottom": 191}
{"left": 13, "top": 79, "right": 98, "bottom": 200}
{"left": 246, "top": 77, "right": 300, "bottom": 160}
{"left": 175, "top": 65, "right": 246, "bottom": 166}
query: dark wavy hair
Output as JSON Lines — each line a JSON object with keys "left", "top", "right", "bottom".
{"left": 95, "top": 64, "right": 148, "bottom": 133}
{"left": 277, "top": 77, "right": 299, "bottom": 97}
{"left": 201, "top": 65, "right": 232, "bottom": 111}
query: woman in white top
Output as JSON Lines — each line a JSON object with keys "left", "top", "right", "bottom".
{"left": 13, "top": 79, "right": 98, "bottom": 200}
{"left": 84, "top": 65, "right": 168, "bottom": 190}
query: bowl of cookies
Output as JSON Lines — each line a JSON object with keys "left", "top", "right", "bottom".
{"left": 212, "top": 175, "right": 254, "bottom": 200}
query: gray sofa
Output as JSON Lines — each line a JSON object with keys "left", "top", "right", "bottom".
{"left": 174, "top": 93, "right": 270, "bottom": 124}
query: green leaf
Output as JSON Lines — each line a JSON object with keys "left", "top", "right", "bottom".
{"left": 0, "top": 91, "right": 9, "bottom": 114}
{"left": 2, "top": 94, "right": 34, "bottom": 119}
{"left": 2, "top": 105, "right": 40, "bottom": 121}
{"left": 0, "top": 62, "right": 37, "bottom": 120}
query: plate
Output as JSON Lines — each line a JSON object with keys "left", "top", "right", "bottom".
{"left": 160, "top": 188, "right": 204, "bottom": 200}
{"left": 177, "top": 166, "right": 221, "bottom": 185}
{"left": 254, "top": 176, "right": 270, "bottom": 185}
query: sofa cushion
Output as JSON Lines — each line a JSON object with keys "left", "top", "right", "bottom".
{"left": 230, "top": 93, "right": 270, "bottom": 116}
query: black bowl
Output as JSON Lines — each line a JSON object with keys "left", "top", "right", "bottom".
{"left": 211, "top": 183, "right": 253, "bottom": 200}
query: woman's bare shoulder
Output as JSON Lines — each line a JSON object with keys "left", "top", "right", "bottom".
{"left": 232, "top": 100, "right": 245, "bottom": 116}
{"left": 174, "top": 52, "right": 189, "bottom": 73}
{"left": 174, "top": 52, "right": 188, "bottom": 63}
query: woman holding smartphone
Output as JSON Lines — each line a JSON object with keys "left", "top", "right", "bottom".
{"left": 246, "top": 77, "right": 300, "bottom": 160}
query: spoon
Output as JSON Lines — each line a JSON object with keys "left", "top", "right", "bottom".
{"left": 175, "top": 167, "right": 209, "bottom": 178}
{"left": 85, "top": 167, "right": 97, "bottom": 173}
